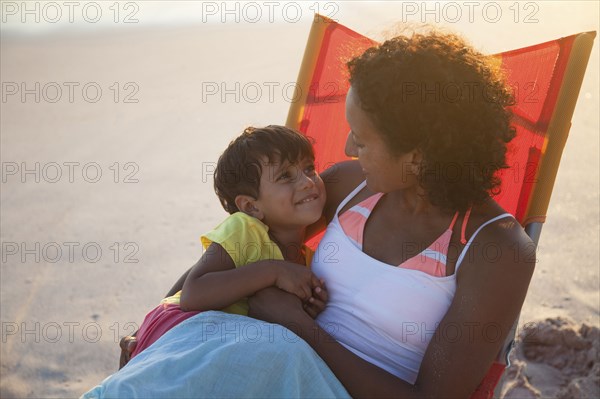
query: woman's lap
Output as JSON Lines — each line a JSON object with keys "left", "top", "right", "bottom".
{"left": 82, "top": 311, "right": 350, "bottom": 399}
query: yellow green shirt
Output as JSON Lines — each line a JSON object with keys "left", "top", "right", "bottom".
{"left": 161, "top": 212, "right": 313, "bottom": 315}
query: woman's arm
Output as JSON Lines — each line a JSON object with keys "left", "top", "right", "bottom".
{"left": 249, "top": 221, "right": 535, "bottom": 398}
{"left": 415, "top": 219, "right": 536, "bottom": 397}
{"left": 249, "top": 288, "right": 417, "bottom": 397}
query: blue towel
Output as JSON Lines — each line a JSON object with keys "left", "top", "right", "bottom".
{"left": 81, "top": 311, "right": 350, "bottom": 398}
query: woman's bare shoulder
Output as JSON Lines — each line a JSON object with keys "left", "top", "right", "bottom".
{"left": 460, "top": 199, "right": 536, "bottom": 274}
{"left": 320, "top": 160, "right": 365, "bottom": 222}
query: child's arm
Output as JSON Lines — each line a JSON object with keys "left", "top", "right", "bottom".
{"left": 180, "top": 242, "right": 321, "bottom": 312}
{"left": 165, "top": 267, "right": 192, "bottom": 298}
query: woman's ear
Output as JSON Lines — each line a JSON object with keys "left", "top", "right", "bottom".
{"left": 234, "top": 195, "right": 264, "bottom": 220}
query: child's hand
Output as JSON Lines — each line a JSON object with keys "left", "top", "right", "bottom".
{"left": 274, "top": 263, "right": 321, "bottom": 302}
{"left": 303, "top": 280, "right": 329, "bottom": 319}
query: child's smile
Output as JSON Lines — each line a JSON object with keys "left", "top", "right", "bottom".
{"left": 254, "top": 156, "right": 326, "bottom": 232}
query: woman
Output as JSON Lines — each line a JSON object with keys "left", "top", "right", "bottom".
{"left": 101, "top": 31, "right": 535, "bottom": 398}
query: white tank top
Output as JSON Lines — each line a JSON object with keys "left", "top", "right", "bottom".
{"left": 313, "top": 181, "right": 512, "bottom": 384}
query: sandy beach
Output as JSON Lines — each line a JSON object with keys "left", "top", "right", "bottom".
{"left": 1, "top": 1, "right": 598, "bottom": 398}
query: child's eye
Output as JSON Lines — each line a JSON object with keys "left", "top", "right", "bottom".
{"left": 277, "top": 172, "right": 291, "bottom": 181}
{"left": 304, "top": 164, "right": 316, "bottom": 176}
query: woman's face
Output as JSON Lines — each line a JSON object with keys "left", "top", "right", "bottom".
{"left": 344, "top": 87, "right": 417, "bottom": 193}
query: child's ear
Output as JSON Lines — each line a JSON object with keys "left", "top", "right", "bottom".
{"left": 234, "top": 195, "right": 264, "bottom": 220}
{"left": 407, "top": 148, "right": 423, "bottom": 175}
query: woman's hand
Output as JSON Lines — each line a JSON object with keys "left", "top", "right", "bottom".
{"left": 119, "top": 334, "right": 138, "bottom": 369}
{"left": 274, "top": 263, "right": 322, "bottom": 302}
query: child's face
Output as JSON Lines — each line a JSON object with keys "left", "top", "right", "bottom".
{"left": 254, "top": 156, "right": 326, "bottom": 231}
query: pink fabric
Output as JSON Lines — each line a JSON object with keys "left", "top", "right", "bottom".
{"left": 337, "top": 192, "right": 384, "bottom": 246}
{"left": 339, "top": 193, "right": 472, "bottom": 277}
{"left": 131, "top": 303, "right": 200, "bottom": 358}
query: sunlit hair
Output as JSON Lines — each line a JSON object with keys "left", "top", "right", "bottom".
{"left": 214, "top": 125, "right": 315, "bottom": 214}
{"left": 348, "top": 31, "right": 516, "bottom": 211}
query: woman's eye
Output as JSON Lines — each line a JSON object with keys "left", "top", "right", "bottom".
{"left": 352, "top": 136, "right": 364, "bottom": 148}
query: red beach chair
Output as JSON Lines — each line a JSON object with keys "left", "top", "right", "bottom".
{"left": 286, "top": 15, "right": 596, "bottom": 398}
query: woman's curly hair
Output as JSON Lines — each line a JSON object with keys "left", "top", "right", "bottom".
{"left": 347, "top": 31, "right": 515, "bottom": 211}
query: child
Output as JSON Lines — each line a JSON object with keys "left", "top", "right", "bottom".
{"left": 129, "top": 125, "right": 327, "bottom": 359}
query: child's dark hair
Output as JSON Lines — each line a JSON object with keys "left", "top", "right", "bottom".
{"left": 214, "top": 125, "right": 315, "bottom": 214}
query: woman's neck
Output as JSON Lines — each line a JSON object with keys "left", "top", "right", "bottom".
{"left": 386, "top": 185, "right": 446, "bottom": 217}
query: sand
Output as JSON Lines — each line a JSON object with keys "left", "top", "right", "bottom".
{"left": 502, "top": 318, "right": 600, "bottom": 399}
{"left": 1, "top": 2, "right": 598, "bottom": 398}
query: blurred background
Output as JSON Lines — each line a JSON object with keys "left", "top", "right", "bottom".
{"left": 1, "top": 1, "right": 598, "bottom": 397}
